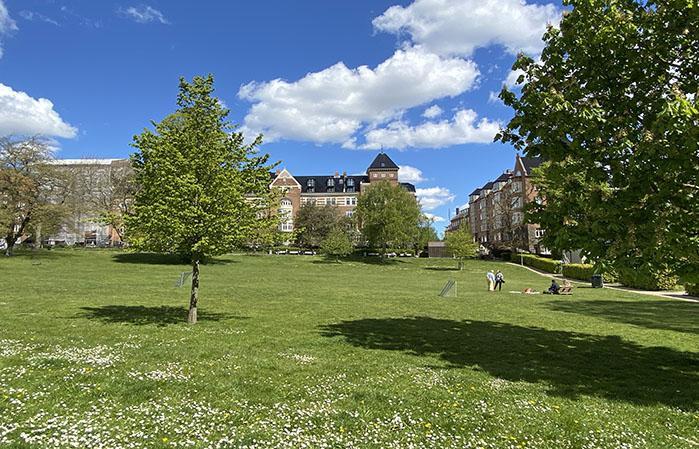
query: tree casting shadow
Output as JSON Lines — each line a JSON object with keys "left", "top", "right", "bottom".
{"left": 78, "top": 305, "right": 247, "bottom": 326}
{"left": 319, "top": 316, "right": 698, "bottom": 410}
{"left": 547, "top": 299, "right": 699, "bottom": 334}
{"left": 112, "top": 252, "right": 233, "bottom": 265}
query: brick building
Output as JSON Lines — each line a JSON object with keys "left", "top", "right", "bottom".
{"left": 448, "top": 154, "right": 548, "bottom": 254}
{"left": 269, "top": 152, "right": 415, "bottom": 233}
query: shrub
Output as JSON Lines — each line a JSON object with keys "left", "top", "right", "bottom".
{"left": 562, "top": 264, "right": 617, "bottom": 283}
{"left": 616, "top": 266, "right": 678, "bottom": 291}
{"left": 684, "top": 283, "right": 699, "bottom": 297}
{"left": 511, "top": 253, "right": 561, "bottom": 274}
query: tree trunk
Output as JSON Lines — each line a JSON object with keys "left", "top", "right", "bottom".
{"left": 34, "top": 223, "right": 42, "bottom": 250}
{"left": 187, "top": 258, "right": 200, "bottom": 324}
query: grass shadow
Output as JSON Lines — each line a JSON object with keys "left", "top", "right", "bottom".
{"left": 424, "top": 266, "right": 460, "bottom": 271}
{"left": 78, "top": 305, "right": 247, "bottom": 326}
{"left": 320, "top": 316, "right": 699, "bottom": 410}
{"left": 547, "top": 299, "right": 699, "bottom": 334}
{"left": 112, "top": 252, "right": 234, "bottom": 266}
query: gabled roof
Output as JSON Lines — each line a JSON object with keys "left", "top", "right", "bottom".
{"left": 481, "top": 181, "right": 495, "bottom": 190}
{"left": 367, "top": 153, "right": 399, "bottom": 170}
{"left": 469, "top": 188, "right": 482, "bottom": 196}
{"left": 521, "top": 156, "right": 544, "bottom": 174}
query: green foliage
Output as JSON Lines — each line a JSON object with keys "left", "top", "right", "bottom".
{"left": 498, "top": 0, "right": 699, "bottom": 286}
{"left": 355, "top": 181, "right": 421, "bottom": 254}
{"left": 127, "top": 75, "right": 276, "bottom": 262}
{"left": 320, "top": 228, "right": 353, "bottom": 261}
{"left": 416, "top": 215, "right": 439, "bottom": 252}
{"left": 685, "top": 284, "right": 699, "bottom": 297}
{"left": 616, "top": 265, "right": 678, "bottom": 291}
{"left": 511, "top": 253, "right": 561, "bottom": 274}
{"left": 562, "top": 264, "right": 617, "bottom": 283}
{"left": 445, "top": 227, "right": 477, "bottom": 267}
{"left": 294, "top": 203, "right": 341, "bottom": 248}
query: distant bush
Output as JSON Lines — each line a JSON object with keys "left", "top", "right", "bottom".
{"left": 685, "top": 284, "right": 699, "bottom": 297}
{"left": 511, "top": 253, "right": 561, "bottom": 274}
{"left": 617, "top": 266, "right": 678, "bottom": 291}
{"left": 562, "top": 264, "right": 617, "bottom": 283}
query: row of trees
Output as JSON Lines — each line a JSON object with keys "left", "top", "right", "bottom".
{"left": 498, "top": 0, "right": 698, "bottom": 289}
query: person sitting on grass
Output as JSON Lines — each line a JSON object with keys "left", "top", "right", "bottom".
{"left": 545, "top": 279, "right": 560, "bottom": 295}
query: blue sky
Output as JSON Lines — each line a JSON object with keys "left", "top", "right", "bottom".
{"left": 0, "top": 0, "right": 562, "bottom": 230}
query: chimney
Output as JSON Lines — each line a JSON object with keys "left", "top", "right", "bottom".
{"left": 342, "top": 171, "right": 347, "bottom": 177}
{"left": 275, "top": 169, "right": 281, "bottom": 175}
{"left": 334, "top": 171, "right": 339, "bottom": 177}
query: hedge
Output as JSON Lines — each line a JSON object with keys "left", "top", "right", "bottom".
{"left": 616, "top": 266, "right": 678, "bottom": 291}
{"left": 511, "top": 253, "right": 561, "bottom": 274}
{"left": 561, "top": 264, "right": 617, "bottom": 283}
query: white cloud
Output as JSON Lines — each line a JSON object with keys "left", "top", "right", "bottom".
{"left": 0, "top": 0, "right": 17, "bottom": 59}
{"left": 424, "top": 212, "right": 446, "bottom": 223}
{"left": 120, "top": 5, "right": 170, "bottom": 24}
{"left": 422, "top": 105, "right": 443, "bottom": 119}
{"left": 398, "top": 165, "right": 426, "bottom": 183}
{"left": 19, "top": 10, "right": 59, "bottom": 26}
{"left": 0, "top": 83, "right": 77, "bottom": 138}
{"left": 238, "top": 46, "right": 479, "bottom": 146}
{"left": 373, "top": 0, "right": 561, "bottom": 57}
{"left": 488, "top": 91, "right": 500, "bottom": 104}
{"left": 505, "top": 68, "right": 526, "bottom": 88}
{"left": 362, "top": 109, "right": 499, "bottom": 150}
{"left": 416, "top": 186, "right": 455, "bottom": 211}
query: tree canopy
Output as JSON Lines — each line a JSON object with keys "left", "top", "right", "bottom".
{"left": 445, "top": 227, "right": 478, "bottom": 270}
{"left": 127, "top": 75, "right": 276, "bottom": 323}
{"left": 294, "top": 203, "right": 340, "bottom": 248}
{"left": 355, "top": 181, "right": 421, "bottom": 254}
{"left": 498, "top": 0, "right": 698, "bottom": 285}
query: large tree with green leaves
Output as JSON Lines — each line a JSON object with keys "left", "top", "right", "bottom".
{"left": 355, "top": 181, "right": 421, "bottom": 256}
{"left": 127, "top": 75, "right": 276, "bottom": 324}
{"left": 294, "top": 203, "right": 340, "bottom": 248}
{"left": 497, "top": 0, "right": 698, "bottom": 287}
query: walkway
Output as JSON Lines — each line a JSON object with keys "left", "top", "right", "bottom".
{"left": 506, "top": 262, "right": 699, "bottom": 304}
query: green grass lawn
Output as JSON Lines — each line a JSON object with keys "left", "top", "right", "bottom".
{"left": 0, "top": 250, "right": 697, "bottom": 448}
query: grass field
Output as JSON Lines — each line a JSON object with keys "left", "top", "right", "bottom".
{"left": 0, "top": 249, "right": 697, "bottom": 448}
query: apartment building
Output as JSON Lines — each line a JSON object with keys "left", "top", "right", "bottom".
{"left": 449, "top": 154, "right": 547, "bottom": 254}
{"left": 269, "top": 153, "right": 416, "bottom": 233}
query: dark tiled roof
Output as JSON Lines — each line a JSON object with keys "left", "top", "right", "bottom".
{"left": 294, "top": 175, "right": 368, "bottom": 194}
{"left": 400, "top": 182, "right": 416, "bottom": 193}
{"left": 367, "top": 153, "right": 399, "bottom": 170}
{"left": 481, "top": 181, "right": 495, "bottom": 190}
{"left": 469, "top": 188, "right": 482, "bottom": 196}
{"left": 521, "top": 156, "right": 544, "bottom": 174}
{"left": 495, "top": 172, "right": 513, "bottom": 182}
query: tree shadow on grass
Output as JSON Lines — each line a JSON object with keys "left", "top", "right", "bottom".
{"left": 547, "top": 299, "right": 699, "bottom": 334}
{"left": 112, "top": 253, "right": 234, "bottom": 266}
{"left": 78, "top": 305, "right": 247, "bottom": 326}
{"left": 424, "top": 266, "right": 460, "bottom": 271}
{"left": 319, "top": 316, "right": 699, "bottom": 410}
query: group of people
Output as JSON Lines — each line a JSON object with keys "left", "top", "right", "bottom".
{"left": 486, "top": 270, "right": 571, "bottom": 294}
{"left": 486, "top": 270, "right": 505, "bottom": 291}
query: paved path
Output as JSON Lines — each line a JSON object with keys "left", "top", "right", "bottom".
{"left": 506, "top": 262, "right": 699, "bottom": 303}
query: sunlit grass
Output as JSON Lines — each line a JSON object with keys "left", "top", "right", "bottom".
{"left": 0, "top": 249, "right": 697, "bottom": 448}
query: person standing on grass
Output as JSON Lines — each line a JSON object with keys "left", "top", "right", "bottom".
{"left": 487, "top": 270, "right": 496, "bottom": 291}
{"left": 494, "top": 270, "right": 505, "bottom": 291}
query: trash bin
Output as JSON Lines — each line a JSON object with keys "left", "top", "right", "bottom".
{"left": 591, "top": 274, "right": 604, "bottom": 288}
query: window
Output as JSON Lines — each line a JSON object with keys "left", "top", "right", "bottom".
{"left": 306, "top": 179, "right": 315, "bottom": 193}
{"left": 280, "top": 223, "right": 294, "bottom": 232}
{"left": 372, "top": 173, "right": 378, "bottom": 178}
{"left": 328, "top": 197, "right": 336, "bottom": 205}
{"left": 511, "top": 197, "right": 521, "bottom": 209}
{"left": 345, "top": 210, "right": 354, "bottom": 217}
{"left": 347, "top": 178, "right": 355, "bottom": 192}
{"left": 380, "top": 173, "right": 386, "bottom": 178}
{"left": 535, "top": 229, "right": 545, "bottom": 238}
{"left": 347, "top": 197, "right": 357, "bottom": 206}
{"left": 389, "top": 173, "right": 394, "bottom": 178}
{"left": 280, "top": 199, "right": 292, "bottom": 207}
{"left": 327, "top": 178, "right": 335, "bottom": 191}
{"left": 512, "top": 181, "right": 522, "bottom": 192}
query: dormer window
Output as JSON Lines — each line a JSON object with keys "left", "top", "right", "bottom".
{"left": 327, "top": 178, "right": 335, "bottom": 191}
{"left": 307, "top": 179, "right": 315, "bottom": 192}
{"left": 346, "top": 178, "right": 355, "bottom": 192}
